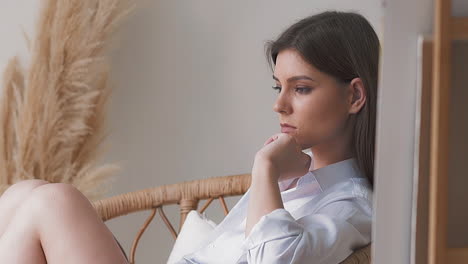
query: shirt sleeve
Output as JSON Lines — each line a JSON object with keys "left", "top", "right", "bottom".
{"left": 241, "top": 202, "right": 370, "bottom": 264}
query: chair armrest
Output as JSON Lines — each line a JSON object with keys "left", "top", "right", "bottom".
{"left": 93, "top": 173, "right": 251, "bottom": 222}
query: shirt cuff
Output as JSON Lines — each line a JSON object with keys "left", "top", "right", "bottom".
{"left": 242, "top": 208, "right": 303, "bottom": 251}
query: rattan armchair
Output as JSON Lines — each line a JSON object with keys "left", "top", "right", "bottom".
{"left": 93, "top": 174, "right": 371, "bottom": 264}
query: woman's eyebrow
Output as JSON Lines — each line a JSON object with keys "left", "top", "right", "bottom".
{"left": 272, "top": 75, "right": 316, "bottom": 82}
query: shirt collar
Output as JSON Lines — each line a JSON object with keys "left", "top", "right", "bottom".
{"left": 308, "top": 158, "right": 364, "bottom": 191}
{"left": 278, "top": 151, "right": 365, "bottom": 192}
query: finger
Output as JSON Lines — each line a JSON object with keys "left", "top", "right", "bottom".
{"left": 263, "top": 133, "right": 282, "bottom": 146}
{"left": 263, "top": 137, "right": 275, "bottom": 146}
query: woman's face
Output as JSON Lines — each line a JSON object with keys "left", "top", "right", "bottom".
{"left": 272, "top": 49, "right": 352, "bottom": 150}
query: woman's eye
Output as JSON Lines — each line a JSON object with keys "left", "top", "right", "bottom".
{"left": 295, "top": 87, "right": 311, "bottom": 94}
{"left": 272, "top": 86, "right": 282, "bottom": 93}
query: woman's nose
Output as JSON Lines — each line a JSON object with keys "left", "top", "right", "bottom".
{"left": 273, "top": 93, "right": 291, "bottom": 114}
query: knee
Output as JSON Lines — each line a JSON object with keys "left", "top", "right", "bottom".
{"left": 14, "top": 184, "right": 96, "bottom": 238}
{"left": 27, "top": 183, "right": 92, "bottom": 215}
{"left": 1, "top": 179, "right": 50, "bottom": 200}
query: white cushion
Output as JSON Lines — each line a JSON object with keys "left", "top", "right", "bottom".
{"left": 167, "top": 210, "right": 217, "bottom": 264}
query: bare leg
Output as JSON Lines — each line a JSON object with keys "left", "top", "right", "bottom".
{"left": 0, "top": 183, "right": 128, "bottom": 264}
{"left": 0, "top": 180, "right": 49, "bottom": 236}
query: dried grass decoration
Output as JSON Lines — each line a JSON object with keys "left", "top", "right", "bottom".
{"left": 0, "top": 0, "right": 132, "bottom": 200}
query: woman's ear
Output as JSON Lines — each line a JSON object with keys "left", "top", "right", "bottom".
{"left": 347, "top": 78, "right": 367, "bottom": 114}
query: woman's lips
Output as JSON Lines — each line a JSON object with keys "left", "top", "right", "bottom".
{"left": 281, "top": 126, "right": 296, "bottom": 133}
{"left": 280, "top": 124, "right": 297, "bottom": 133}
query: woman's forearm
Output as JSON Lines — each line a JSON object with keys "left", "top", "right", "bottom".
{"left": 245, "top": 160, "right": 284, "bottom": 237}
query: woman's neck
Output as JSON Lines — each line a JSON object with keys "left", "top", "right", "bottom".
{"left": 309, "top": 139, "right": 353, "bottom": 170}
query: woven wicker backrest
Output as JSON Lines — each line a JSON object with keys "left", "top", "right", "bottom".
{"left": 93, "top": 174, "right": 371, "bottom": 264}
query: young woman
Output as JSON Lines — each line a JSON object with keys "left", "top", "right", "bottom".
{"left": 0, "top": 11, "right": 379, "bottom": 264}
{"left": 176, "top": 11, "right": 379, "bottom": 264}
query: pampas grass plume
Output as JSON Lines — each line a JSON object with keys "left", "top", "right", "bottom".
{"left": 0, "top": 0, "right": 132, "bottom": 200}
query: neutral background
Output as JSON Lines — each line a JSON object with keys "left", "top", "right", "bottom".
{"left": 3, "top": 1, "right": 465, "bottom": 264}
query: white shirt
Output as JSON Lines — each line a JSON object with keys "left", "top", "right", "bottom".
{"left": 177, "top": 157, "right": 373, "bottom": 264}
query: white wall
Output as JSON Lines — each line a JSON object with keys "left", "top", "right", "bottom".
{"left": 373, "top": 0, "right": 433, "bottom": 263}
{"left": 374, "top": 1, "right": 468, "bottom": 263}
{"left": 0, "top": 0, "right": 39, "bottom": 83}
{"left": 105, "top": 1, "right": 382, "bottom": 263}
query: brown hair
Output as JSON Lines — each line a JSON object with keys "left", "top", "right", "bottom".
{"left": 266, "top": 11, "right": 380, "bottom": 186}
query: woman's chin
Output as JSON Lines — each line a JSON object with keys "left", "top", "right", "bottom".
{"left": 286, "top": 133, "right": 314, "bottom": 150}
